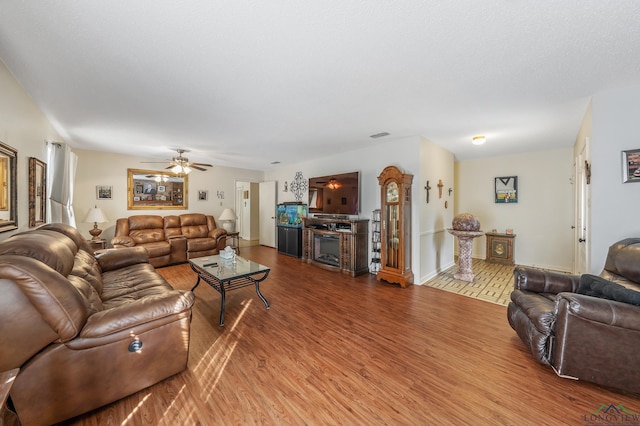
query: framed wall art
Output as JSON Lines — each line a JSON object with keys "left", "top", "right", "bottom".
{"left": 198, "top": 190, "right": 208, "bottom": 201}
{"left": 494, "top": 176, "right": 518, "bottom": 203}
{"left": 96, "top": 185, "right": 113, "bottom": 200}
{"left": 622, "top": 149, "right": 640, "bottom": 183}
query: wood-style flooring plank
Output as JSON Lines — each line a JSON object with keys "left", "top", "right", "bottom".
{"left": 60, "top": 246, "right": 640, "bottom": 426}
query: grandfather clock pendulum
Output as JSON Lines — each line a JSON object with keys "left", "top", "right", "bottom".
{"left": 377, "top": 165, "right": 414, "bottom": 287}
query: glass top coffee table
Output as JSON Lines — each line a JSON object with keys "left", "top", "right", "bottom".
{"left": 189, "top": 255, "right": 270, "bottom": 326}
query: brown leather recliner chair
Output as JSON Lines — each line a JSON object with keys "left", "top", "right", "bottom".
{"left": 508, "top": 238, "right": 640, "bottom": 394}
{"left": 178, "top": 213, "right": 228, "bottom": 259}
{"left": 0, "top": 223, "right": 194, "bottom": 425}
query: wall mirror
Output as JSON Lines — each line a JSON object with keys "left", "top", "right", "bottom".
{"left": 0, "top": 141, "right": 17, "bottom": 233}
{"left": 127, "top": 168, "right": 188, "bottom": 210}
{"left": 29, "top": 157, "right": 47, "bottom": 227}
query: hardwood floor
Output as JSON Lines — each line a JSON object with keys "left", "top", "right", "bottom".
{"left": 61, "top": 245, "right": 639, "bottom": 425}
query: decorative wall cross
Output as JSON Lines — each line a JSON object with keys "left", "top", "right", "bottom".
{"left": 438, "top": 179, "right": 444, "bottom": 198}
{"left": 424, "top": 180, "right": 431, "bottom": 203}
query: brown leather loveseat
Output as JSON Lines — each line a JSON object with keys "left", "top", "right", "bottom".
{"left": 110, "top": 213, "right": 227, "bottom": 267}
{"left": 507, "top": 238, "right": 640, "bottom": 394}
{"left": 0, "top": 223, "right": 194, "bottom": 425}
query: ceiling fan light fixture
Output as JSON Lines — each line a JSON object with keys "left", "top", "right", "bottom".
{"left": 326, "top": 177, "right": 342, "bottom": 190}
{"left": 472, "top": 135, "right": 486, "bottom": 145}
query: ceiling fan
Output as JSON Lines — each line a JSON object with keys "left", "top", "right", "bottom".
{"left": 141, "top": 149, "right": 213, "bottom": 173}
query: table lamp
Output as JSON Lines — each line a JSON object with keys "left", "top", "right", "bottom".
{"left": 218, "top": 208, "right": 236, "bottom": 232}
{"left": 84, "top": 206, "right": 107, "bottom": 241}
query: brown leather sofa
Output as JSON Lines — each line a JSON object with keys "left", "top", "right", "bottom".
{"left": 110, "top": 213, "right": 227, "bottom": 267}
{"left": 508, "top": 238, "right": 640, "bottom": 394}
{"left": 0, "top": 223, "right": 194, "bottom": 425}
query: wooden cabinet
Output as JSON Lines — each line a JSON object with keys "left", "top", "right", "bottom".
{"left": 377, "top": 165, "right": 413, "bottom": 287}
{"left": 278, "top": 226, "right": 302, "bottom": 258}
{"left": 301, "top": 217, "right": 369, "bottom": 276}
{"left": 485, "top": 232, "right": 516, "bottom": 265}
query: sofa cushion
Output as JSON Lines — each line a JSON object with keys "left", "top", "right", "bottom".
{"left": 577, "top": 274, "right": 640, "bottom": 306}
{"left": 187, "top": 237, "right": 217, "bottom": 252}
{"left": 137, "top": 241, "right": 171, "bottom": 258}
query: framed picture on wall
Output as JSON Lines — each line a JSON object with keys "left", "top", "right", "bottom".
{"left": 96, "top": 185, "right": 113, "bottom": 200}
{"left": 494, "top": 176, "right": 517, "bottom": 203}
{"left": 622, "top": 149, "right": 640, "bottom": 183}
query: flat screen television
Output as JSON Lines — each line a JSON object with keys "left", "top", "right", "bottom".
{"left": 308, "top": 171, "right": 360, "bottom": 217}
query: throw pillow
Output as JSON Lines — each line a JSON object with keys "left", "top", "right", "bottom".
{"left": 577, "top": 274, "right": 640, "bottom": 306}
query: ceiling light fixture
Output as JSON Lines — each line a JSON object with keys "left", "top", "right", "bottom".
{"left": 472, "top": 135, "right": 486, "bottom": 145}
{"left": 171, "top": 164, "right": 191, "bottom": 175}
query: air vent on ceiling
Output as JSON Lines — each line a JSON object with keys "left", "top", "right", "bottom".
{"left": 370, "top": 132, "right": 390, "bottom": 139}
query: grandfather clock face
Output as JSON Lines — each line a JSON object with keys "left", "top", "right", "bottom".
{"left": 386, "top": 182, "right": 399, "bottom": 203}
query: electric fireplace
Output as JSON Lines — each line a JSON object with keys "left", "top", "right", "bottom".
{"left": 313, "top": 233, "right": 340, "bottom": 267}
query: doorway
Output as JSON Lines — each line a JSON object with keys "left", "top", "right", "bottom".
{"left": 235, "top": 180, "right": 277, "bottom": 249}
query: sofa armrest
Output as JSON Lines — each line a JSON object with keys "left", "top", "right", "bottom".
{"left": 208, "top": 228, "right": 227, "bottom": 240}
{"left": 209, "top": 228, "right": 228, "bottom": 250}
{"left": 96, "top": 246, "right": 149, "bottom": 271}
{"left": 67, "top": 290, "right": 195, "bottom": 349}
{"left": 555, "top": 292, "right": 640, "bottom": 330}
{"left": 110, "top": 235, "right": 135, "bottom": 247}
{"left": 513, "top": 266, "right": 580, "bottom": 294}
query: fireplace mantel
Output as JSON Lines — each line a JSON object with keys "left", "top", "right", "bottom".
{"left": 302, "top": 217, "right": 369, "bottom": 276}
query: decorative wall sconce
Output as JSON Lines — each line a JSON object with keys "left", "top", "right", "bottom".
{"left": 283, "top": 181, "right": 288, "bottom": 192}
{"left": 216, "top": 190, "right": 224, "bottom": 199}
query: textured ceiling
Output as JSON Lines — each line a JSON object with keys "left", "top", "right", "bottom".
{"left": 1, "top": 1, "right": 640, "bottom": 170}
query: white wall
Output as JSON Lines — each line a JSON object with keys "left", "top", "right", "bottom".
{"left": 591, "top": 86, "right": 640, "bottom": 273}
{"left": 73, "top": 149, "right": 263, "bottom": 244}
{"left": 419, "top": 137, "right": 456, "bottom": 282}
{"left": 0, "top": 59, "right": 62, "bottom": 240}
{"left": 455, "top": 149, "right": 574, "bottom": 272}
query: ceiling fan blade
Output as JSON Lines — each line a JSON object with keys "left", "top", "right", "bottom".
{"left": 140, "top": 161, "right": 171, "bottom": 163}
{"left": 191, "top": 162, "right": 213, "bottom": 167}
{"left": 190, "top": 165, "right": 208, "bottom": 171}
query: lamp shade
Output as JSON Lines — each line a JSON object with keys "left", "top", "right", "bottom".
{"left": 218, "top": 208, "right": 236, "bottom": 222}
{"left": 218, "top": 208, "right": 236, "bottom": 232}
{"left": 84, "top": 206, "right": 107, "bottom": 224}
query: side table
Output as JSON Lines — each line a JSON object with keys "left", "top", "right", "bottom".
{"left": 225, "top": 231, "right": 240, "bottom": 254}
{"left": 485, "top": 232, "right": 516, "bottom": 265}
{"left": 87, "top": 239, "right": 107, "bottom": 253}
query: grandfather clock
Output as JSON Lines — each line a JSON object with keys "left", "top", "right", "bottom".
{"left": 377, "top": 165, "right": 413, "bottom": 287}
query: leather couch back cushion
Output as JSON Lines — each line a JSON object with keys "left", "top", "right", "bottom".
{"left": 180, "top": 214, "right": 209, "bottom": 238}
{"left": 127, "top": 215, "right": 166, "bottom": 243}
{"left": 0, "top": 231, "right": 76, "bottom": 276}
{"left": 615, "top": 244, "right": 640, "bottom": 283}
{"left": 164, "top": 215, "right": 183, "bottom": 238}
{"left": 604, "top": 238, "right": 640, "bottom": 278}
{"left": 0, "top": 256, "right": 88, "bottom": 341}
{"left": 70, "top": 250, "right": 104, "bottom": 295}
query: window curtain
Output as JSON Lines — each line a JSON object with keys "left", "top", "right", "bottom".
{"left": 47, "top": 142, "right": 77, "bottom": 226}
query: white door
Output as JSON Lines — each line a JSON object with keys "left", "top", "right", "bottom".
{"left": 259, "top": 181, "right": 277, "bottom": 248}
{"left": 574, "top": 138, "right": 590, "bottom": 274}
